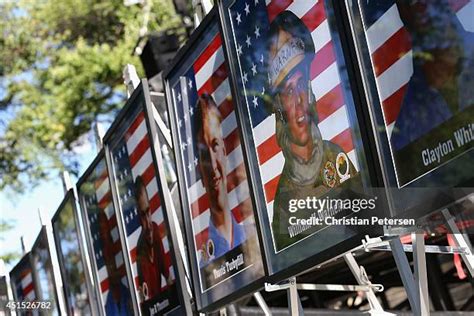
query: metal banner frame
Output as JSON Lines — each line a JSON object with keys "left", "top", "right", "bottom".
{"left": 9, "top": 253, "right": 36, "bottom": 304}
{"left": 163, "top": 7, "right": 263, "bottom": 312}
{"left": 216, "top": 0, "right": 385, "bottom": 282}
{"left": 162, "top": 7, "right": 266, "bottom": 312}
{"left": 342, "top": 0, "right": 474, "bottom": 222}
{"left": 142, "top": 79, "right": 194, "bottom": 316}
{"left": 30, "top": 226, "right": 67, "bottom": 315}
{"left": 0, "top": 261, "right": 14, "bottom": 316}
{"left": 51, "top": 189, "right": 98, "bottom": 315}
{"left": 102, "top": 80, "right": 191, "bottom": 315}
{"left": 76, "top": 151, "right": 140, "bottom": 315}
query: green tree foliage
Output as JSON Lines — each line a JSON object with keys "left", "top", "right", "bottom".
{"left": 0, "top": 0, "right": 182, "bottom": 192}
{"left": 0, "top": 219, "right": 19, "bottom": 264}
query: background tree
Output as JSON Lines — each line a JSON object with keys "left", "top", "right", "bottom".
{"left": 0, "top": 0, "right": 182, "bottom": 192}
{"left": 0, "top": 219, "right": 19, "bottom": 264}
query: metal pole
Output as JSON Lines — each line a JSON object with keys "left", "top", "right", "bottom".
{"left": 192, "top": 0, "right": 213, "bottom": 27}
{"left": 118, "top": 68, "right": 143, "bottom": 315}
{"left": 143, "top": 79, "right": 193, "bottom": 314}
{"left": 426, "top": 254, "right": 454, "bottom": 310}
{"left": 20, "top": 236, "right": 27, "bottom": 255}
{"left": 45, "top": 222, "right": 68, "bottom": 315}
{"left": 343, "top": 253, "right": 385, "bottom": 312}
{"left": 287, "top": 277, "right": 303, "bottom": 316}
{"left": 253, "top": 292, "right": 272, "bottom": 316}
{"left": 389, "top": 238, "right": 420, "bottom": 315}
{"left": 442, "top": 209, "right": 474, "bottom": 277}
{"left": 413, "top": 231, "right": 430, "bottom": 315}
{"left": 123, "top": 64, "right": 140, "bottom": 97}
{"left": 0, "top": 259, "right": 16, "bottom": 316}
{"left": 37, "top": 207, "right": 45, "bottom": 226}
{"left": 92, "top": 121, "right": 104, "bottom": 152}
{"left": 151, "top": 104, "right": 173, "bottom": 149}
{"left": 61, "top": 170, "right": 73, "bottom": 193}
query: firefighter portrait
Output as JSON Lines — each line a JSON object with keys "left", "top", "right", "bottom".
{"left": 266, "top": 11, "right": 358, "bottom": 251}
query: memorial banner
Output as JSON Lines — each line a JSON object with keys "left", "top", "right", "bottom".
{"left": 77, "top": 153, "right": 135, "bottom": 315}
{"left": 218, "top": 0, "right": 380, "bottom": 278}
{"left": 9, "top": 254, "right": 36, "bottom": 304}
{"left": 356, "top": 0, "right": 474, "bottom": 187}
{"left": 0, "top": 275, "right": 12, "bottom": 315}
{"left": 30, "top": 227, "right": 62, "bottom": 315}
{"left": 163, "top": 8, "right": 264, "bottom": 311}
{"left": 52, "top": 190, "right": 92, "bottom": 315}
{"left": 103, "top": 82, "right": 188, "bottom": 315}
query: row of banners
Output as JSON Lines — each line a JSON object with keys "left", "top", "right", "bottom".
{"left": 8, "top": 0, "right": 473, "bottom": 315}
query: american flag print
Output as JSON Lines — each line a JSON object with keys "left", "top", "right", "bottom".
{"left": 358, "top": 0, "right": 474, "bottom": 186}
{"left": 358, "top": 0, "right": 473, "bottom": 137}
{"left": 80, "top": 157, "right": 133, "bottom": 312}
{"left": 227, "top": 0, "right": 360, "bottom": 233}
{"left": 10, "top": 256, "right": 38, "bottom": 316}
{"left": 14, "top": 267, "right": 35, "bottom": 301}
{"left": 170, "top": 21, "right": 258, "bottom": 278}
{"left": 109, "top": 105, "right": 177, "bottom": 306}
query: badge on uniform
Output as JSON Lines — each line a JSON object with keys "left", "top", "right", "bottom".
{"left": 323, "top": 161, "right": 336, "bottom": 188}
{"left": 336, "top": 152, "right": 351, "bottom": 183}
{"left": 207, "top": 239, "right": 215, "bottom": 260}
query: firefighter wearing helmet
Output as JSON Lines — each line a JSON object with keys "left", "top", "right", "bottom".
{"left": 267, "top": 11, "right": 358, "bottom": 250}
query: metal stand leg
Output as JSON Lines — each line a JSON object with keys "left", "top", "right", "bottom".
{"left": 442, "top": 209, "right": 474, "bottom": 277}
{"left": 253, "top": 292, "right": 272, "bottom": 316}
{"left": 343, "top": 253, "right": 392, "bottom": 315}
{"left": 265, "top": 253, "right": 394, "bottom": 315}
{"left": 287, "top": 277, "right": 304, "bottom": 316}
{"left": 413, "top": 231, "right": 429, "bottom": 316}
{"left": 265, "top": 277, "right": 303, "bottom": 316}
{"left": 389, "top": 238, "right": 421, "bottom": 315}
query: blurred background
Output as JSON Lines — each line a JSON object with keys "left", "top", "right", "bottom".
{"left": 0, "top": 0, "right": 194, "bottom": 269}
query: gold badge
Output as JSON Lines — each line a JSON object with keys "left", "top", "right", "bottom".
{"left": 323, "top": 161, "right": 336, "bottom": 188}
{"left": 336, "top": 152, "right": 350, "bottom": 183}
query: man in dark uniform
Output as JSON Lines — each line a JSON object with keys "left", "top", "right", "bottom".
{"left": 266, "top": 11, "right": 358, "bottom": 251}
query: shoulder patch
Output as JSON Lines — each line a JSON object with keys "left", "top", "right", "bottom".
{"left": 336, "top": 152, "right": 350, "bottom": 183}
{"left": 323, "top": 161, "right": 336, "bottom": 188}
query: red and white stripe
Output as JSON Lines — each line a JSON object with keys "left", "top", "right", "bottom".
{"left": 363, "top": 1, "right": 472, "bottom": 138}
{"left": 185, "top": 34, "right": 254, "bottom": 255}
{"left": 124, "top": 112, "right": 175, "bottom": 294}
{"left": 362, "top": 3, "right": 413, "bottom": 138}
{"left": 255, "top": 0, "right": 360, "bottom": 222}
{"left": 94, "top": 169, "right": 128, "bottom": 304}
{"left": 20, "top": 269, "right": 35, "bottom": 301}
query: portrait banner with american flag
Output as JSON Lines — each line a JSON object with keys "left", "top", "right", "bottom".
{"left": 103, "top": 85, "right": 181, "bottom": 315}
{"left": 30, "top": 227, "right": 62, "bottom": 314}
{"left": 10, "top": 253, "right": 37, "bottom": 315}
{"left": 356, "top": 0, "right": 474, "bottom": 187}
{"left": 52, "top": 191, "right": 92, "bottom": 315}
{"left": 163, "top": 9, "right": 264, "bottom": 311}
{"left": 77, "top": 153, "right": 134, "bottom": 315}
{"left": 218, "top": 0, "right": 376, "bottom": 275}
